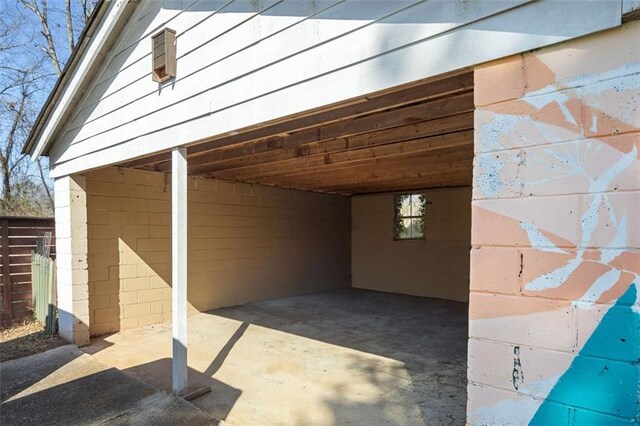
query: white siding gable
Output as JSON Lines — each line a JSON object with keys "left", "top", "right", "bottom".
{"left": 48, "top": 0, "right": 622, "bottom": 177}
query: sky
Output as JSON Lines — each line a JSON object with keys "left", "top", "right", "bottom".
{"left": 0, "top": 0, "right": 96, "bottom": 195}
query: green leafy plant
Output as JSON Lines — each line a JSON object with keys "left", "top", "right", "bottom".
{"left": 394, "top": 194, "right": 409, "bottom": 238}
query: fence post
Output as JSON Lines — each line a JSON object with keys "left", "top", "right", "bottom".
{"left": 32, "top": 252, "right": 38, "bottom": 322}
{"left": 32, "top": 252, "right": 36, "bottom": 320}
{"left": 47, "top": 258, "right": 56, "bottom": 335}
{"left": 1, "top": 218, "right": 11, "bottom": 322}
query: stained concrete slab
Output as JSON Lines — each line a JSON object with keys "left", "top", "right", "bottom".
{"left": 0, "top": 345, "right": 223, "bottom": 425}
{"left": 85, "top": 289, "right": 469, "bottom": 425}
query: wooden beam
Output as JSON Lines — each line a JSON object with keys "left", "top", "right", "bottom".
{"left": 207, "top": 130, "right": 473, "bottom": 181}
{"left": 311, "top": 164, "right": 474, "bottom": 194}
{"left": 344, "top": 174, "right": 473, "bottom": 195}
{"left": 179, "top": 91, "right": 473, "bottom": 172}
{"left": 242, "top": 168, "right": 471, "bottom": 195}
{"left": 153, "top": 91, "right": 472, "bottom": 175}
{"left": 254, "top": 167, "right": 473, "bottom": 195}
{"left": 119, "top": 72, "right": 473, "bottom": 171}
{"left": 118, "top": 151, "right": 171, "bottom": 169}
{"left": 187, "top": 112, "right": 473, "bottom": 176}
{"left": 188, "top": 73, "right": 473, "bottom": 158}
{"left": 118, "top": 71, "right": 475, "bottom": 197}
{"left": 237, "top": 144, "right": 473, "bottom": 188}
{"left": 171, "top": 146, "right": 188, "bottom": 396}
{"left": 248, "top": 155, "right": 472, "bottom": 187}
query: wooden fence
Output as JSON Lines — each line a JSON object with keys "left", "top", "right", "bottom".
{"left": 0, "top": 216, "right": 56, "bottom": 325}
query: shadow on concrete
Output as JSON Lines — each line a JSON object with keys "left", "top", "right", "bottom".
{"left": 210, "top": 288, "right": 469, "bottom": 425}
{"left": 0, "top": 344, "right": 82, "bottom": 403}
{"left": 204, "top": 322, "right": 249, "bottom": 377}
{"left": 82, "top": 288, "right": 467, "bottom": 424}
{"left": 213, "top": 288, "right": 468, "bottom": 368}
{"left": 123, "top": 357, "right": 242, "bottom": 422}
{"left": 0, "top": 345, "right": 223, "bottom": 425}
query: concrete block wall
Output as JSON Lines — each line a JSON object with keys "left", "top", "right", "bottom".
{"left": 85, "top": 166, "right": 350, "bottom": 336}
{"left": 54, "top": 175, "right": 90, "bottom": 345}
{"left": 86, "top": 167, "right": 170, "bottom": 335}
{"left": 468, "top": 21, "right": 640, "bottom": 424}
{"left": 351, "top": 188, "right": 471, "bottom": 302}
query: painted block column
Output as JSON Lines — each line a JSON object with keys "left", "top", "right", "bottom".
{"left": 54, "top": 174, "right": 90, "bottom": 345}
{"left": 468, "top": 22, "right": 640, "bottom": 424}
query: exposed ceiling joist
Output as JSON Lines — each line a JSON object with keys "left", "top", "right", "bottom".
{"left": 118, "top": 70, "right": 474, "bottom": 195}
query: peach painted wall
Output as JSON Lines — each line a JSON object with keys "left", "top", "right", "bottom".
{"left": 468, "top": 21, "right": 639, "bottom": 424}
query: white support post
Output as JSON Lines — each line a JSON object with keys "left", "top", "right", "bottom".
{"left": 172, "top": 147, "right": 188, "bottom": 395}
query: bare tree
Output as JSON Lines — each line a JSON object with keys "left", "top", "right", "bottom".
{"left": 0, "top": 16, "right": 51, "bottom": 214}
{"left": 0, "top": 0, "right": 97, "bottom": 215}
{"left": 2, "top": 83, "right": 27, "bottom": 200}
{"left": 78, "top": 0, "right": 93, "bottom": 24}
{"left": 19, "top": 0, "right": 97, "bottom": 74}
{"left": 0, "top": 59, "right": 52, "bottom": 214}
{"left": 19, "top": 0, "right": 62, "bottom": 76}
{"left": 65, "top": 0, "right": 75, "bottom": 53}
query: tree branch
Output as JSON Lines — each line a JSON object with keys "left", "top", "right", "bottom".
{"left": 37, "top": 158, "right": 54, "bottom": 209}
{"left": 65, "top": 0, "right": 74, "bottom": 52}
{"left": 20, "top": 0, "right": 62, "bottom": 76}
{"left": 1, "top": 86, "right": 27, "bottom": 199}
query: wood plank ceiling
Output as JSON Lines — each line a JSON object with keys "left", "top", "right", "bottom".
{"left": 119, "top": 70, "right": 474, "bottom": 195}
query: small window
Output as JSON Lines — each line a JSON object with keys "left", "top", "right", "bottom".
{"left": 151, "top": 28, "right": 176, "bottom": 83}
{"left": 394, "top": 193, "right": 427, "bottom": 240}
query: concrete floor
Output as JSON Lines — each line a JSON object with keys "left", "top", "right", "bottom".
{"left": 85, "top": 289, "right": 469, "bottom": 425}
{"left": 0, "top": 345, "right": 223, "bottom": 425}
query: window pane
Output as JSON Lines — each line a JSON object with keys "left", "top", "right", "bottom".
{"left": 409, "top": 218, "right": 424, "bottom": 239}
{"left": 394, "top": 194, "right": 409, "bottom": 217}
{"left": 394, "top": 193, "right": 426, "bottom": 239}
{"left": 416, "top": 215, "right": 425, "bottom": 237}
{"left": 410, "top": 194, "right": 424, "bottom": 217}
{"left": 400, "top": 195, "right": 412, "bottom": 217}
{"left": 398, "top": 218, "right": 412, "bottom": 239}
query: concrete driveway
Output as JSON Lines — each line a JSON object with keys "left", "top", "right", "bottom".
{"left": 85, "top": 289, "right": 468, "bottom": 425}
{"left": 0, "top": 345, "right": 222, "bottom": 425}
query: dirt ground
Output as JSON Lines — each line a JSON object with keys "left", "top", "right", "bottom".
{"left": 0, "top": 320, "right": 66, "bottom": 363}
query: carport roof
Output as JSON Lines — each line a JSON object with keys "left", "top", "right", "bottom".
{"left": 119, "top": 70, "right": 474, "bottom": 195}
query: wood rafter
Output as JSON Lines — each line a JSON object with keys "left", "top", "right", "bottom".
{"left": 118, "top": 70, "right": 474, "bottom": 195}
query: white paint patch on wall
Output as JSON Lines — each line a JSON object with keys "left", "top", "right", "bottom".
{"left": 524, "top": 257, "right": 582, "bottom": 292}
{"left": 581, "top": 268, "right": 622, "bottom": 302}
{"left": 601, "top": 216, "right": 628, "bottom": 263}
{"left": 590, "top": 145, "right": 638, "bottom": 193}
{"left": 477, "top": 113, "right": 521, "bottom": 152}
{"left": 475, "top": 155, "right": 506, "bottom": 198}
{"left": 519, "top": 222, "right": 566, "bottom": 254}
